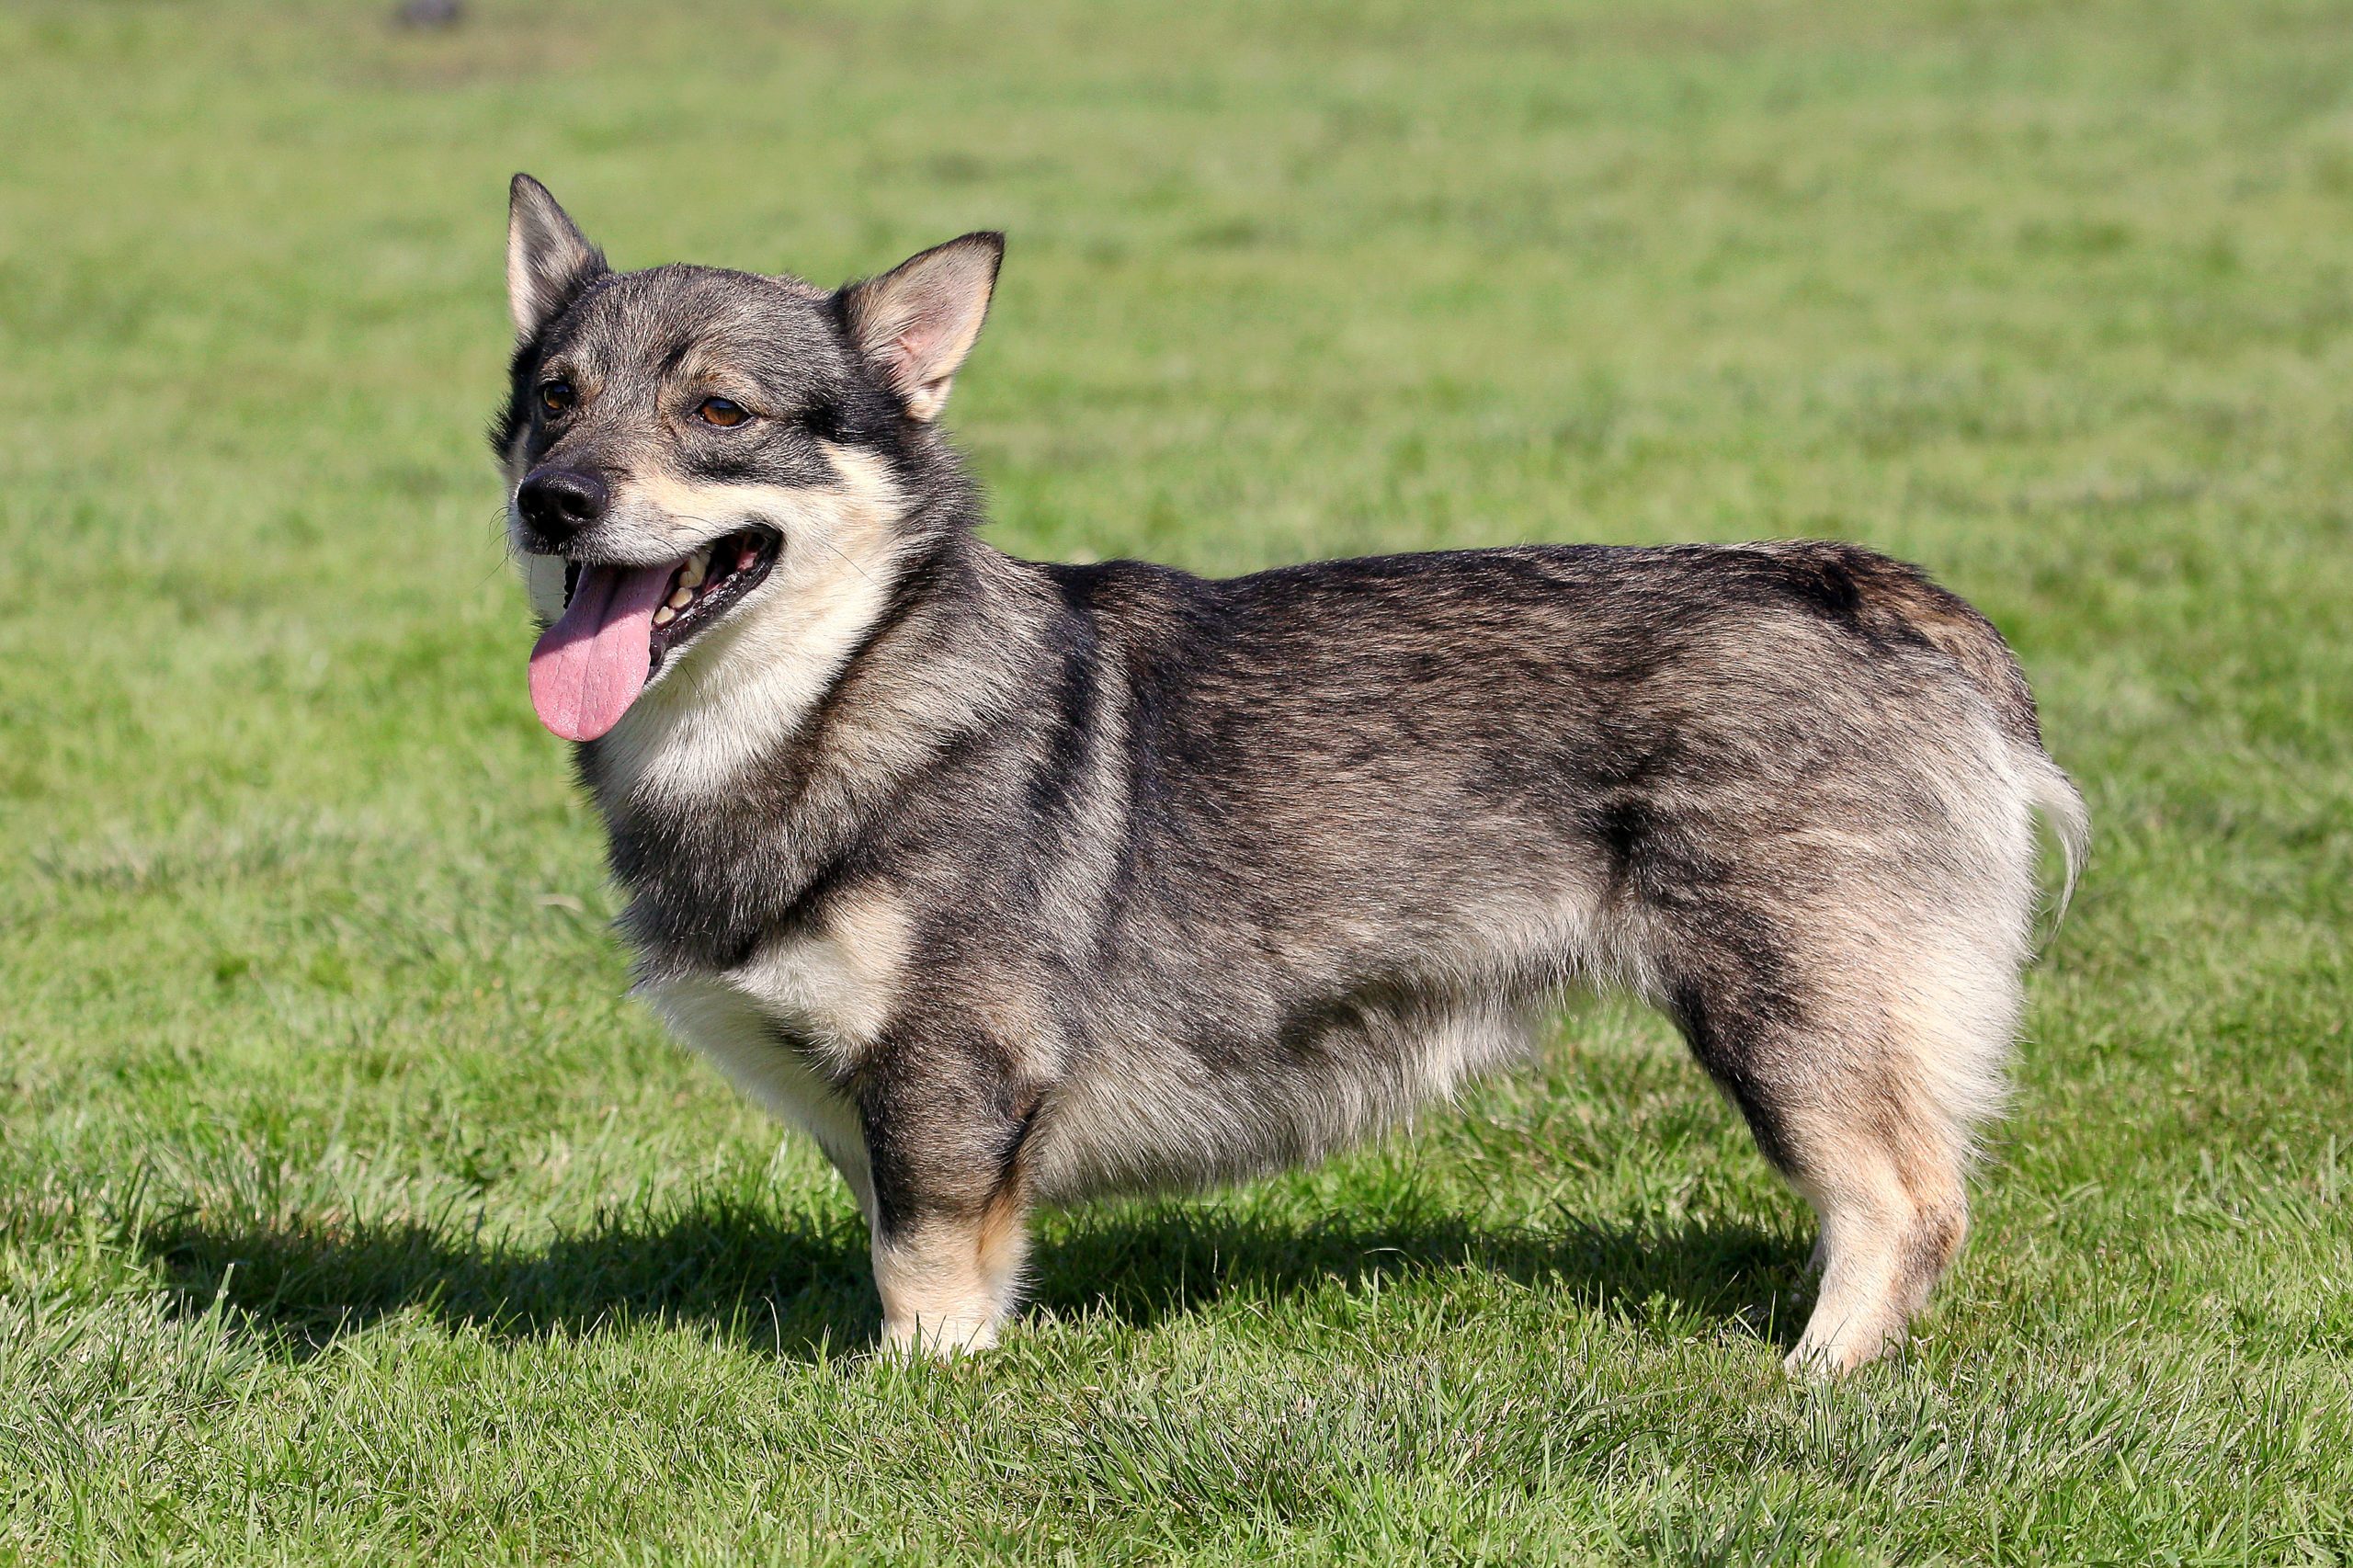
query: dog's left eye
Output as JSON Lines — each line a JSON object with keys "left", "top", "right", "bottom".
{"left": 698, "top": 396, "right": 751, "bottom": 428}
{"left": 539, "top": 380, "right": 575, "bottom": 415}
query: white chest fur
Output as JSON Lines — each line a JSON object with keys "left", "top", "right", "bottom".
{"left": 631, "top": 893, "right": 912, "bottom": 1223}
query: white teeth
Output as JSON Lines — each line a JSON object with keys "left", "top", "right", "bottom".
{"left": 653, "top": 606, "right": 676, "bottom": 627}
{"left": 680, "top": 552, "right": 707, "bottom": 588}
{"left": 667, "top": 586, "right": 695, "bottom": 609}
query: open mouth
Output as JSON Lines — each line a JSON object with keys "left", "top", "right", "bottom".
{"left": 567, "top": 527, "right": 779, "bottom": 673}
{"left": 527, "top": 527, "right": 781, "bottom": 743}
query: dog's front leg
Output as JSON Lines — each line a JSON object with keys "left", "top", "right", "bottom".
{"left": 858, "top": 1028, "right": 1037, "bottom": 1358}
{"left": 869, "top": 1202, "right": 1030, "bottom": 1358}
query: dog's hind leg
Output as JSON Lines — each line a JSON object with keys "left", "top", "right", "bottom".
{"left": 1664, "top": 927, "right": 2016, "bottom": 1374}
{"left": 1776, "top": 1099, "right": 1971, "bottom": 1374}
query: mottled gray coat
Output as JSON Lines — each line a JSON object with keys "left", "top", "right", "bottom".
{"left": 494, "top": 176, "right": 2086, "bottom": 1370}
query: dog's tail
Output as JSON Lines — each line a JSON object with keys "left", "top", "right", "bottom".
{"left": 1763, "top": 541, "right": 2089, "bottom": 934}
{"left": 2016, "top": 746, "right": 2089, "bottom": 934}
{"left": 1862, "top": 553, "right": 2087, "bottom": 935}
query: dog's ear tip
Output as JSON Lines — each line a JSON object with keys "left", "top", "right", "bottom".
{"left": 952, "top": 231, "right": 1006, "bottom": 267}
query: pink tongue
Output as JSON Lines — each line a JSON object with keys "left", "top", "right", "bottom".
{"left": 528, "top": 563, "right": 677, "bottom": 742}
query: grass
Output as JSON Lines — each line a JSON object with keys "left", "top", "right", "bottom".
{"left": 3, "top": 0, "right": 2350, "bottom": 1560}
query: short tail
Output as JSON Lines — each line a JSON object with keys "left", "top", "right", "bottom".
{"left": 1756, "top": 542, "right": 2088, "bottom": 940}
{"left": 2021, "top": 751, "right": 2089, "bottom": 939}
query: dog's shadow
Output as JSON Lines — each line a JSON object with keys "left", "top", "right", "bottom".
{"left": 142, "top": 1193, "right": 1807, "bottom": 1364}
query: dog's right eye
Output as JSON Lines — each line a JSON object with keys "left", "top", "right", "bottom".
{"left": 539, "top": 381, "right": 576, "bottom": 415}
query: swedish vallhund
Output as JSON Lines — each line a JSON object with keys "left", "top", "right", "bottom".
{"left": 494, "top": 175, "right": 2085, "bottom": 1372}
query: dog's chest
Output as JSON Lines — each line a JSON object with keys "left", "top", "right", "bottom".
{"left": 631, "top": 951, "right": 873, "bottom": 1205}
{"left": 626, "top": 891, "right": 912, "bottom": 1162}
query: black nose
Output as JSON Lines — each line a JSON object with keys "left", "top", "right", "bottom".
{"left": 516, "top": 468, "right": 609, "bottom": 545}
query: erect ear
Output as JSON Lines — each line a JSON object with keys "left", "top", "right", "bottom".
{"left": 506, "top": 174, "right": 606, "bottom": 339}
{"left": 838, "top": 233, "right": 1004, "bottom": 421}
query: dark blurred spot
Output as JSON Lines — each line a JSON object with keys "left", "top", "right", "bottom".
{"left": 392, "top": 0, "right": 465, "bottom": 29}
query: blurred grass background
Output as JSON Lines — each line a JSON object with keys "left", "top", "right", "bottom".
{"left": 1, "top": 1, "right": 2349, "bottom": 1562}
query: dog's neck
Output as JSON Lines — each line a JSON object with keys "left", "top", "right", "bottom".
{"left": 580, "top": 511, "right": 1057, "bottom": 974}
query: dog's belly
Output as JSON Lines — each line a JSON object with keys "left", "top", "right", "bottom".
{"left": 635, "top": 969, "right": 873, "bottom": 1218}
{"left": 1023, "top": 890, "right": 1622, "bottom": 1201}
{"left": 1027, "top": 994, "right": 1545, "bottom": 1202}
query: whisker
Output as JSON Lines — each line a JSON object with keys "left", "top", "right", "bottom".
{"left": 809, "top": 531, "right": 879, "bottom": 587}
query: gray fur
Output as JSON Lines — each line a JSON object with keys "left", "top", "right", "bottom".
{"left": 493, "top": 177, "right": 2086, "bottom": 1369}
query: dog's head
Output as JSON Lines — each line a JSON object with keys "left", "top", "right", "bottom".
{"left": 493, "top": 175, "right": 1000, "bottom": 743}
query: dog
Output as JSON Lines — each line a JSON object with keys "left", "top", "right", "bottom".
{"left": 494, "top": 175, "right": 2086, "bottom": 1371}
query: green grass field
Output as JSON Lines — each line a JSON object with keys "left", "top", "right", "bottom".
{"left": 4, "top": 0, "right": 2350, "bottom": 1560}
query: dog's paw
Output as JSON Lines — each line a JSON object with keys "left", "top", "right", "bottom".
{"left": 880, "top": 1313, "right": 1001, "bottom": 1361}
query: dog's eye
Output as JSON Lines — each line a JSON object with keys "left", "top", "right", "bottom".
{"left": 698, "top": 396, "right": 751, "bottom": 428}
{"left": 539, "top": 381, "right": 575, "bottom": 415}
